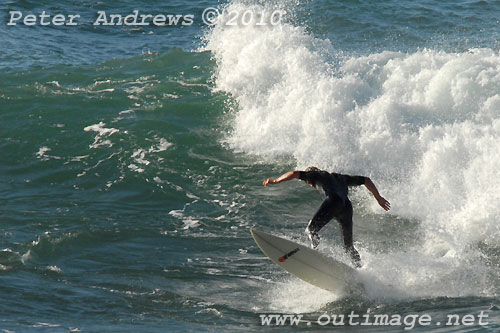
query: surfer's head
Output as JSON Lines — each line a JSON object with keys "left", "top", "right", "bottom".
{"left": 305, "top": 166, "right": 320, "bottom": 172}
{"left": 304, "top": 166, "right": 320, "bottom": 187}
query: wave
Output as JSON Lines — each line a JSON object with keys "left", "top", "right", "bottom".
{"left": 205, "top": 1, "right": 500, "bottom": 301}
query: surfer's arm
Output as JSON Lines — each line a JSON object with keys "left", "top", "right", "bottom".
{"left": 263, "top": 171, "right": 300, "bottom": 187}
{"left": 364, "top": 177, "right": 391, "bottom": 211}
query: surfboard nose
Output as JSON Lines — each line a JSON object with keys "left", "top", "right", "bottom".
{"left": 250, "top": 228, "right": 263, "bottom": 239}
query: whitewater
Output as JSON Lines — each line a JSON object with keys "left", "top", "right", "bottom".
{"left": 205, "top": 1, "right": 500, "bottom": 304}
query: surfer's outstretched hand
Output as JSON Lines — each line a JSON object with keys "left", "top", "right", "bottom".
{"left": 263, "top": 178, "right": 276, "bottom": 187}
{"left": 376, "top": 196, "right": 391, "bottom": 211}
{"left": 263, "top": 171, "right": 300, "bottom": 187}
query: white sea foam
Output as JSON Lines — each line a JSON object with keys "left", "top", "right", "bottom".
{"left": 169, "top": 208, "right": 200, "bottom": 230}
{"left": 36, "top": 146, "right": 62, "bottom": 160}
{"left": 266, "top": 277, "right": 339, "bottom": 313}
{"left": 128, "top": 138, "right": 173, "bottom": 173}
{"left": 205, "top": 1, "right": 500, "bottom": 304}
{"left": 148, "top": 138, "right": 173, "bottom": 153}
{"left": 36, "top": 146, "right": 51, "bottom": 159}
{"left": 83, "top": 122, "right": 119, "bottom": 148}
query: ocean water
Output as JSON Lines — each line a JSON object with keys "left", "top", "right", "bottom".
{"left": 1, "top": 0, "right": 500, "bottom": 331}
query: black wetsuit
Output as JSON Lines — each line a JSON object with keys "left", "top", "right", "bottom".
{"left": 298, "top": 170, "right": 366, "bottom": 265}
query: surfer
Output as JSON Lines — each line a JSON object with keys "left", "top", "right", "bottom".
{"left": 263, "top": 167, "right": 390, "bottom": 267}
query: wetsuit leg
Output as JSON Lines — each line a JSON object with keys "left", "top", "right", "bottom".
{"left": 306, "top": 196, "right": 344, "bottom": 248}
{"left": 307, "top": 196, "right": 362, "bottom": 268}
{"left": 307, "top": 196, "right": 340, "bottom": 234}
{"left": 336, "top": 201, "right": 361, "bottom": 267}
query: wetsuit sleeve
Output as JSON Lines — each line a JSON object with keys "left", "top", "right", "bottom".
{"left": 343, "top": 175, "right": 367, "bottom": 186}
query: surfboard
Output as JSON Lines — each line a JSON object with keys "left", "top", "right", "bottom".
{"left": 250, "top": 228, "right": 362, "bottom": 293}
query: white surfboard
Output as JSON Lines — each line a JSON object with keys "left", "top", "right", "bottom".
{"left": 251, "top": 228, "right": 362, "bottom": 292}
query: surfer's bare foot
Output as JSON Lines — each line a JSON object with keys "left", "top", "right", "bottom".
{"left": 348, "top": 247, "right": 362, "bottom": 268}
{"left": 305, "top": 225, "right": 320, "bottom": 249}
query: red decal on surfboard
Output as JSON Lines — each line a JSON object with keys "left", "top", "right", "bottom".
{"left": 278, "top": 247, "right": 300, "bottom": 262}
